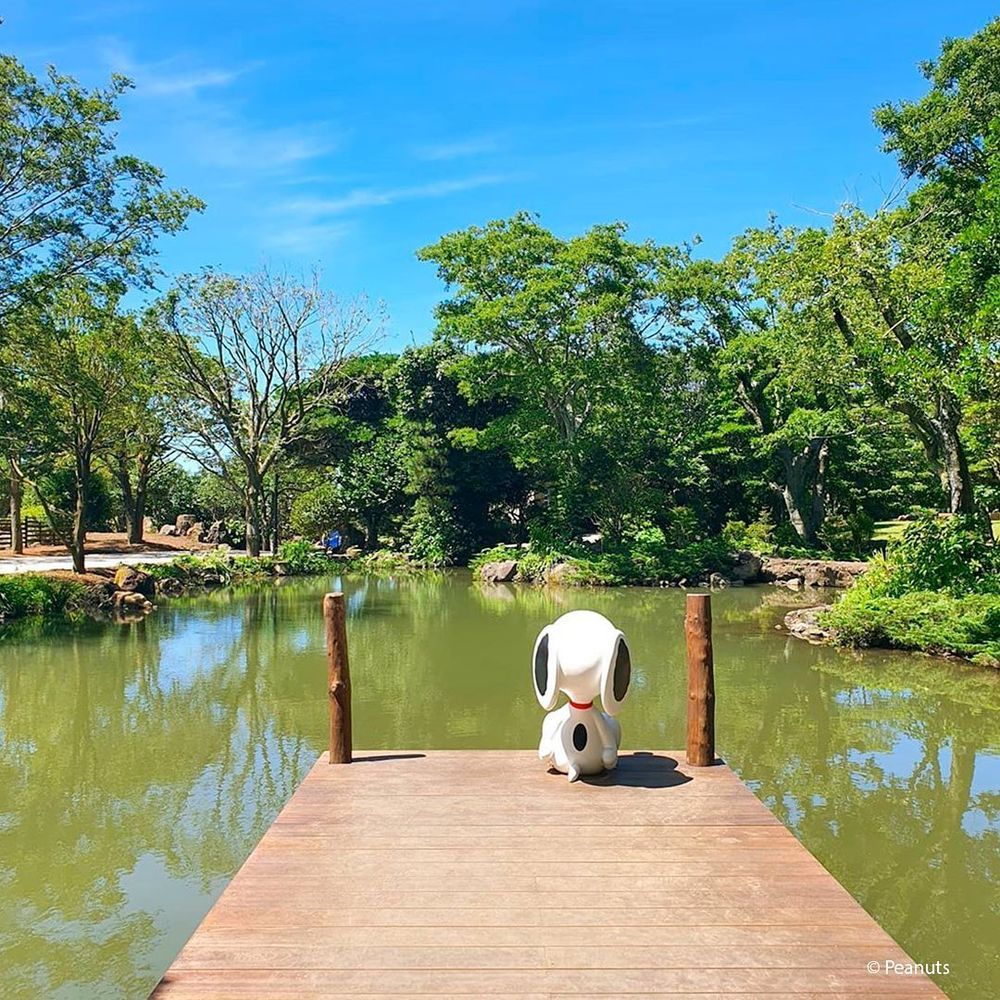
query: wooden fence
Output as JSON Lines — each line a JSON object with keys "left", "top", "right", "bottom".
{"left": 0, "top": 517, "right": 60, "bottom": 549}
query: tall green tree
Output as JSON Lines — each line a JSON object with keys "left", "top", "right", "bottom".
{"left": 684, "top": 226, "right": 858, "bottom": 546}
{"left": 418, "top": 214, "right": 683, "bottom": 541}
{"left": 0, "top": 57, "right": 202, "bottom": 319}
{"left": 8, "top": 284, "right": 143, "bottom": 572}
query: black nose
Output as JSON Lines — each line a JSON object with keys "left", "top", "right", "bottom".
{"left": 572, "top": 723, "right": 588, "bottom": 751}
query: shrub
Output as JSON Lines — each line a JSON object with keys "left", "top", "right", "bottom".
{"left": 276, "top": 539, "right": 328, "bottom": 575}
{"left": 878, "top": 514, "right": 1000, "bottom": 596}
{"left": 825, "top": 589, "right": 1000, "bottom": 660}
{"left": 470, "top": 533, "right": 731, "bottom": 587}
{"left": 290, "top": 483, "right": 346, "bottom": 540}
{"left": 403, "top": 498, "right": 466, "bottom": 568}
{"left": 721, "top": 514, "right": 776, "bottom": 555}
{"left": 0, "top": 574, "right": 86, "bottom": 622}
{"left": 824, "top": 513, "right": 1000, "bottom": 660}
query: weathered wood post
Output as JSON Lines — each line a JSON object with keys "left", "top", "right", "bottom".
{"left": 685, "top": 593, "right": 715, "bottom": 766}
{"left": 324, "top": 592, "right": 352, "bottom": 763}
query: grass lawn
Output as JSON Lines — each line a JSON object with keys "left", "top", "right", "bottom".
{"left": 873, "top": 518, "right": 1000, "bottom": 543}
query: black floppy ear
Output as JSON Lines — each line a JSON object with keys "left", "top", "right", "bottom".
{"left": 532, "top": 626, "right": 559, "bottom": 710}
{"left": 600, "top": 633, "right": 631, "bottom": 715}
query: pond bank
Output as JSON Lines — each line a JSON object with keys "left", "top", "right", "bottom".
{"left": 476, "top": 550, "right": 867, "bottom": 590}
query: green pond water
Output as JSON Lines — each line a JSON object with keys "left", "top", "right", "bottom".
{"left": 0, "top": 572, "right": 998, "bottom": 999}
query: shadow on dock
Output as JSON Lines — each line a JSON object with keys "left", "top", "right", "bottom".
{"left": 580, "top": 751, "right": 696, "bottom": 788}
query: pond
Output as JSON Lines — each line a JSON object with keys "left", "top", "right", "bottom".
{"left": 0, "top": 572, "right": 997, "bottom": 999}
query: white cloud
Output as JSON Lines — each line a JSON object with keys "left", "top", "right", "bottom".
{"left": 262, "top": 220, "right": 352, "bottom": 255}
{"left": 188, "top": 120, "right": 337, "bottom": 172}
{"left": 413, "top": 135, "right": 500, "bottom": 161}
{"left": 100, "top": 38, "right": 246, "bottom": 98}
{"left": 142, "top": 67, "right": 242, "bottom": 97}
{"left": 281, "top": 174, "right": 510, "bottom": 217}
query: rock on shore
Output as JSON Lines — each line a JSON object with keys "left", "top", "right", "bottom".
{"left": 760, "top": 557, "right": 866, "bottom": 589}
{"left": 782, "top": 605, "right": 835, "bottom": 643}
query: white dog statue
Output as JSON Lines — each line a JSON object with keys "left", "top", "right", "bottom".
{"left": 532, "top": 609, "right": 631, "bottom": 781}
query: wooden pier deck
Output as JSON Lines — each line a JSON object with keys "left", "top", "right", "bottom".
{"left": 153, "top": 750, "right": 945, "bottom": 999}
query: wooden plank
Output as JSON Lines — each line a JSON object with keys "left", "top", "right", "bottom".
{"left": 152, "top": 751, "right": 946, "bottom": 998}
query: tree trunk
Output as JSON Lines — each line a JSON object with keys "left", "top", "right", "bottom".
{"left": 128, "top": 455, "right": 153, "bottom": 545}
{"left": 897, "top": 388, "right": 981, "bottom": 528}
{"left": 776, "top": 439, "right": 828, "bottom": 547}
{"left": 937, "top": 390, "right": 976, "bottom": 517}
{"left": 115, "top": 455, "right": 140, "bottom": 544}
{"left": 129, "top": 491, "right": 146, "bottom": 545}
{"left": 271, "top": 472, "right": 280, "bottom": 553}
{"left": 9, "top": 459, "right": 23, "bottom": 553}
{"left": 71, "top": 474, "right": 88, "bottom": 574}
{"left": 244, "top": 484, "right": 262, "bottom": 557}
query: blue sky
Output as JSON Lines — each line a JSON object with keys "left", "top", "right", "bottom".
{"left": 6, "top": 1, "right": 998, "bottom": 345}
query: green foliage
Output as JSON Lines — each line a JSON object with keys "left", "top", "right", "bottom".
{"left": 346, "top": 550, "right": 420, "bottom": 575}
{"left": 276, "top": 540, "right": 328, "bottom": 575}
{"left": 825, "top": 589, "right": 1000, "bottom": 661}
{"left": 825, "top": 514, "right": 1000, "bottom": 659}
{"left": 880, "top": 514, "right": 1000, "bottom": 596}
{"left": 721, "top": 514, "right": 776, "bottom": 554}
{"left": 32, "top": 465, "right": 117, "bottom": 533}
{"left": 0, "top": 575, "right": 85, "bottom": 622}
{"left": 471, "top": 530, "right": 731, "bottom": 587}
{"left": 144, "top": 464, "right": 202, "bottom": 525}
{"left": 290, "top": 483, "right": 344, "bottom": 540}
{"left": 0, "top": 55, "right": 202, "bottom": 316}
{"left": 403, "top": 497, "right": 466, "bottom": 568}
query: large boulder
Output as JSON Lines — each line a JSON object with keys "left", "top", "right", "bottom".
{"left": 729, "top": 550, "right": 763, "bottom": 582}
{"left": 479, "top": 559, "right": 518, "bottom": 584}
{"left": 783, "top": 605, "right": 834, "bottom": 643}
{"left": 761, "top": 557, "right": 866, "bottom": 588}
{"left": 543, "top": 561, "right": 577, "bottom": 586}
{"left": 203, "top": 520, "right": 226, "bottom": 544}
{"left": 159, "top": 524, "right": 177, "bottom": 537}
{"left": 113, "top": 565, "right": 156, "bottom": 598}
{"left": 175, "top": 513, "right": 197, "bottom": 535}
{"left": 156, "top": 576, "right": 184, "bottom": 598}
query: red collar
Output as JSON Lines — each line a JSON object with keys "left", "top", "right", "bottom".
{"left": 569, "top": 699, "right": 593, "bottom": 710}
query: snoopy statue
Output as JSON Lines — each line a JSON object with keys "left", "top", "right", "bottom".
{"left": 532, "top": 610, "right": 631, "bottom": 782}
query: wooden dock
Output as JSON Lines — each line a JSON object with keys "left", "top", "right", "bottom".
{"left": 152, "top": 749, "right": 945, "bottom": 999}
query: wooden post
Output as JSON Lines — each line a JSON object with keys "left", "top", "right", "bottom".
{"left": 324, "top": 592, "right": 352, "bottom": 763}
{"left": 685, "top": 593, "right": 716, "bottom": 766}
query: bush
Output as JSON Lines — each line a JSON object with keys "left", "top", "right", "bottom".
{"left": 290, "top": 484, "right": 346, "bottom": 540}
{"left": 824, "top": 514, "right": 1000, "bottom": 660}
{"left": 0, "top": 574, "right": 86, "bottom": 622}
{"left": 276, "top": 539, "right": 328, "bottom": 575}
{"left": 403, "top": 497, "right": 466, "bottom": 568}
{"left": 721, "top": 514, "right": 776, "bottom": 555}
{"left": 878, "top": 514, "right": 1000, "bottom": 596}
{"left": 470, "top": 532, "right": 731, "bottom": 586}
{"left": 824, "top": 589, "right": 1000, "bottom": 661}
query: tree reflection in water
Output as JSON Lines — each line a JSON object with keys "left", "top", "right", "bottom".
{"left": 0, "top": 575, "right": 996, "bottom": 998}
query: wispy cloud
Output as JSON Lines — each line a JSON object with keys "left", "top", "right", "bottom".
{"left": 100, "top": 38, "right": 247, "bottom": 98}
{"left": 262, "top": 220, "right": 353, "bottom": 255}
{"left": 187, "top": 119, "right": 337, "bottom": 172}
{"left": 282, "top": 174, "right": 510, "bottom": 217}
{"left": 142, "top": 67, "right": 243, "bottom": 96}
{"left": 413, "top": 135, "right": 500, "bottom": 161}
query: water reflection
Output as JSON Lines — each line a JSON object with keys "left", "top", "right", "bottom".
{"left": 0, "top": 573, "right": 996, "bottom": 998}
